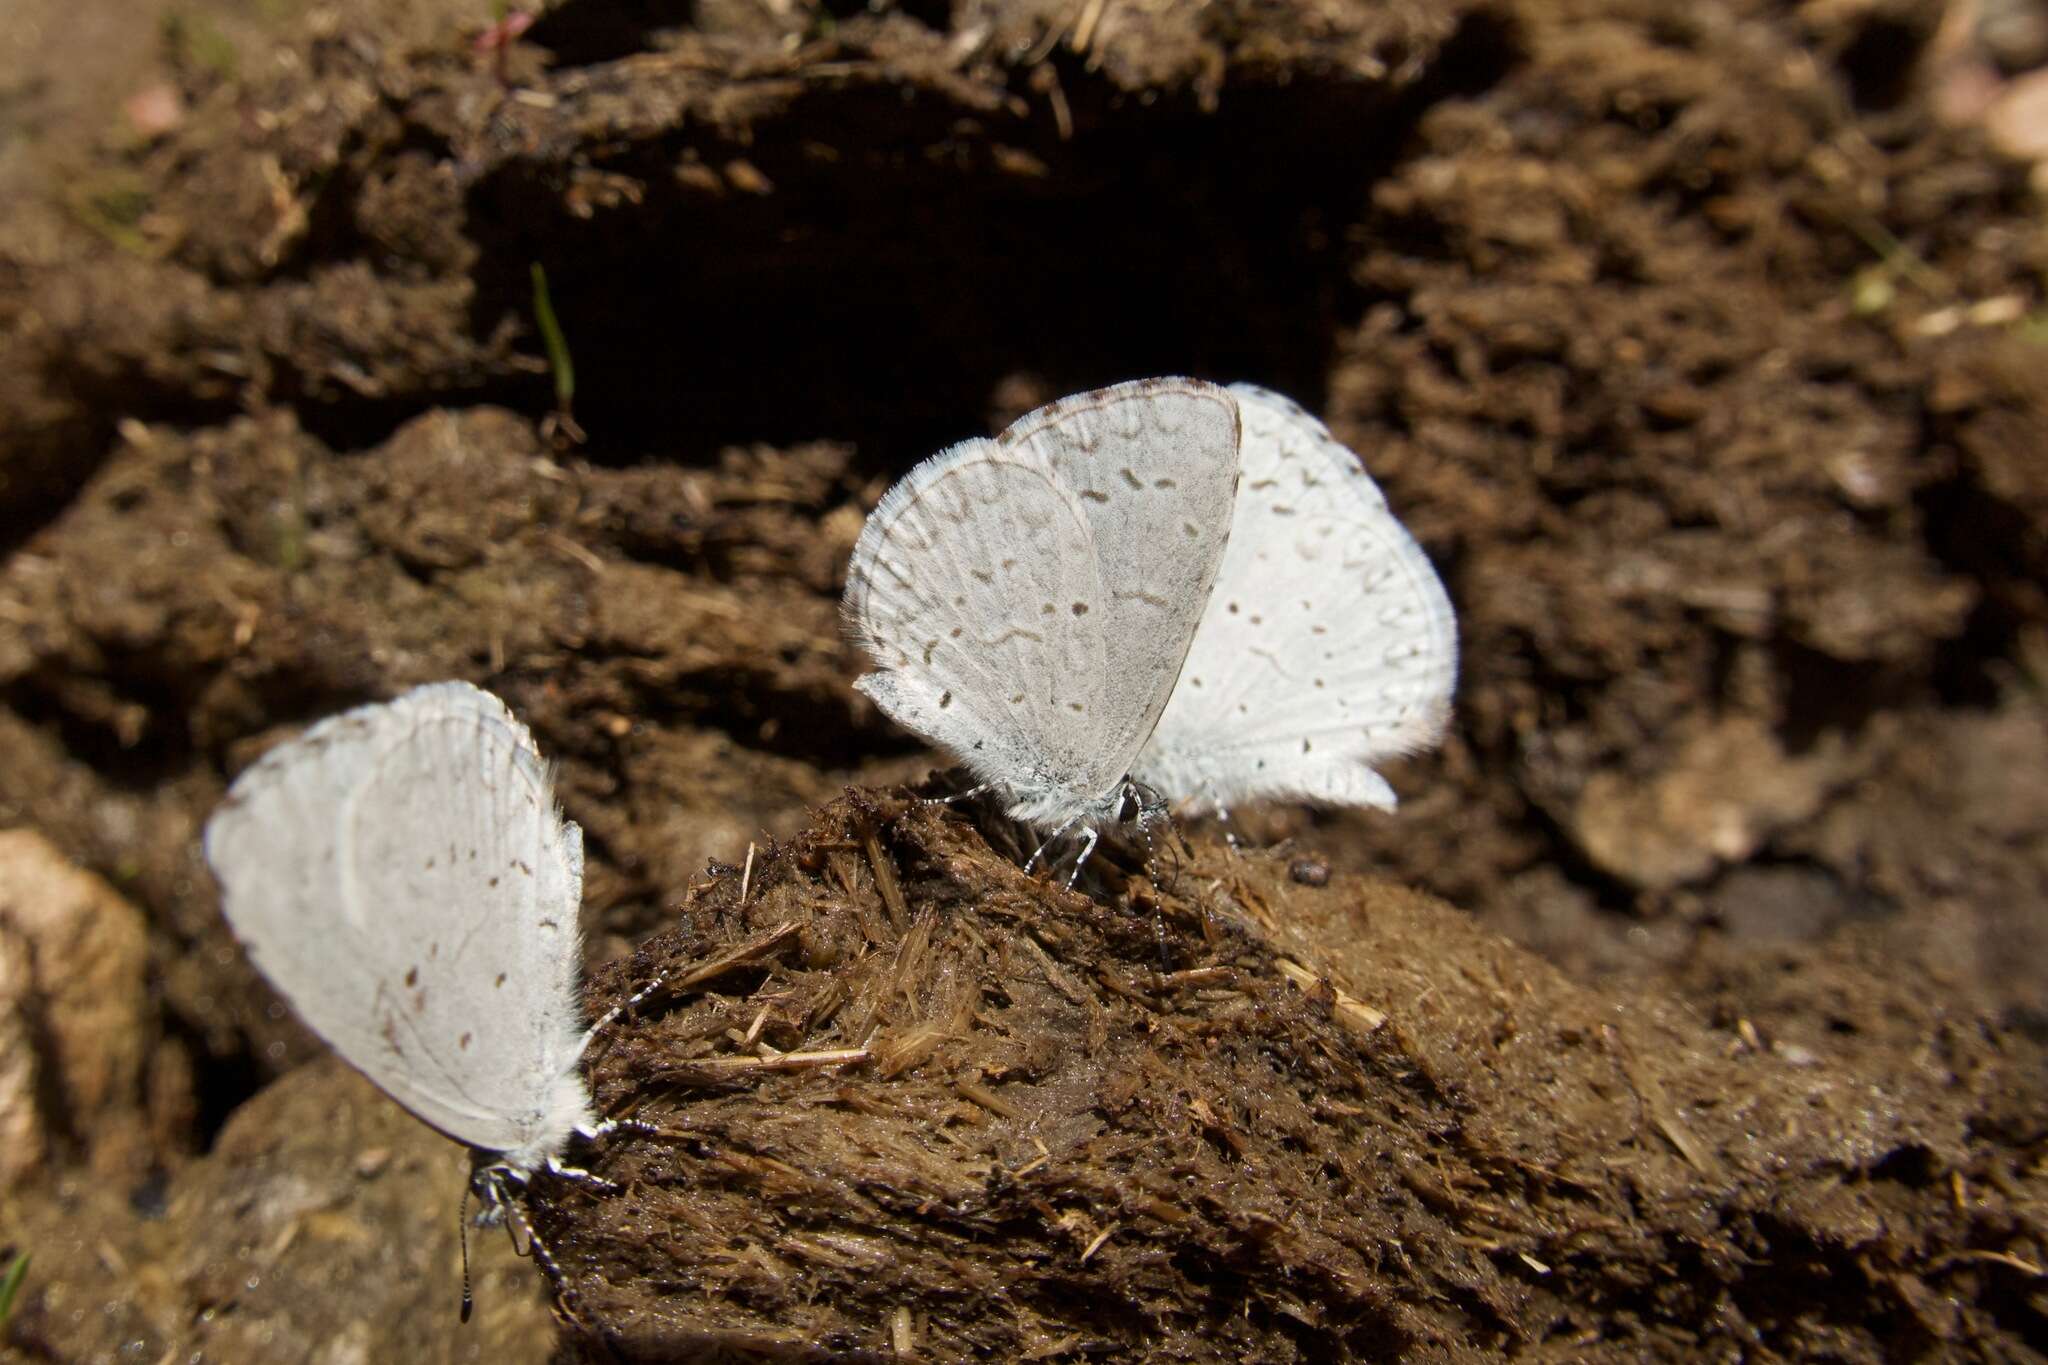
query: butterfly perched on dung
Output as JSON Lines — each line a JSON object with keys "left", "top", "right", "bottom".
{"left": 843, "top": 378, "right": 1457, "bottom": 881}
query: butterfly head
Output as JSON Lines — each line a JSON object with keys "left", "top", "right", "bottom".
{"left": 467, "top": 1153, "right": 527, "bottom": 1228}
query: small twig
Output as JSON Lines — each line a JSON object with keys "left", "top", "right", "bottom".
{"left": 891, "top": 1304, "right": 914, "bottom": 1357}
{"left": 1152, "top": 966, "right": 1234, "bottom": 991}
{"left": 1010, "top": 1136, "right": 1054, "bottom": 1179}
{"left": 662, "top": 1043, "right": 872, "bottom": 1077}
{"left": 860, "top": 818, "right": 909, "bottom": 934}
{"left": 1608, "top": 1026, "right": 1721, "bottom": 1179}
{"left": 740, "top": 1004, "right": 771, "bottom": 1048}
{"left": 542, "top": 531, "right": 605, "bottom": 574}
{"left": 956, "top": 1080, "right": 1024, "bottom": 1121}
{"left": 1940, "top": 1249, "right": 2046, "bottom": 1276}
{"left": 1079, "top": 1225, "right": 1116, "bottom": 1263}
{"left": 1274, "top": 958, "right": 1388, "bottom": 1033}
{"left": 739, "top": 842, "right": 756, "bottom": 905}
{"left": 674, "top": 922, "right": 801, "bottom": 991}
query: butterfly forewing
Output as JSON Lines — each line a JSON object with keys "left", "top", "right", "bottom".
{"left": 1001, "top": 379, "right": 1243, "bottom": 791}
{"left": 846, "top": 438, "right": 1115, "bottom": 818}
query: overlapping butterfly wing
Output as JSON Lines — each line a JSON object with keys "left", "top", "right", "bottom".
{"left": 1138, "top": 385, "right": 1457, "bottom": 814}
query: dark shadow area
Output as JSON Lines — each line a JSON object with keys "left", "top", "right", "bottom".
{"left": 1920, "top": 473, "right": 2034, "bottom": 708}
{"left": 1836, "top": 10, "right": 1934, "bottom": 112}
{"left": 459, "top": 67, "right": 1427, "bottom": 477}
{"left": 524, "top": 0, "right": 705, "bottom": 67}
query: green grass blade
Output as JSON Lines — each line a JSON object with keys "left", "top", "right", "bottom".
{"left": 0, "top": 1252, "right": 30, "bottom": 1330}
{"left": 530, "top": 262, "right": 575, "bottom": 413}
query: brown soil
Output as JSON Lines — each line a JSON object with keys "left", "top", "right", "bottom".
{"left": 1, "top": 0, "right": 2045, "bottom": 1359}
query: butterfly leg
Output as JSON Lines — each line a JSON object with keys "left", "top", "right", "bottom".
{"left": 1023, "top": 811, "right": 1084, "bottom": 876}
{"left": 544, "top": 1151, "right": 622, "bottom": 1195}
{"left": 577, "top": 968, "right": 672, "bottom": 1056}
{"left": 501, "top": 1192, "right": 578, "bottom": 1316}
{"left": 1063, "top": 825, "right": 1100, "bottom": 889}
{"left": 922, "top": 780, "right": 995, "bottom": 807}
{"left": 579, "top": 1116, "right": 662, "bottom": 1142}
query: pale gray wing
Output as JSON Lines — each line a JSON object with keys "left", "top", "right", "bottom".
{"left": 844, "top": 438, "right": 1115, "bottom": 828}
{"left": 1002, "top": 379, "right": 1243, "bottom": 787}
{"left": 204, "top": 682, "right": 591, "bottom": 1156}
{"left": 1137, "top": 385, "right": 1457, "bottom": 814}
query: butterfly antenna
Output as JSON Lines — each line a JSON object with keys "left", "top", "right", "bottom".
{"left": 458, "top": 1185, "right": 475, "bottom": 1324}
{"left": 1129, "top": 781, "right": 1178, "bottom": 878}
{"left": 1122, "top": 780, "right": 1177, "bottom": 968}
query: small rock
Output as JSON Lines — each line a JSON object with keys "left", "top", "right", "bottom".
{"left": 1288, "top": 857, "right": 1331, "bottom": 887}
{"left": 0, "top": 829, "right": 158, "bottom": 1187}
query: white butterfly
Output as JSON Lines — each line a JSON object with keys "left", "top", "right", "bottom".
{"left": 844, "top": 378, "right": 1243, "bottom": 871}
{"left": 202, "top": 682, "right": 650, "bottom": 1309}
{"left": 1136, "top": 385, "right": 1457, "bottom": 817}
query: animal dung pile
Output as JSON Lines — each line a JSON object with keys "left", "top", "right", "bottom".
{"left": 539, "top": 790, "right": 2045, "bottom": 1361}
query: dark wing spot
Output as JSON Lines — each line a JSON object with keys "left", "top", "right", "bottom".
{"left": 404, "top": 967, "right": 418, "bottom": 987}
{"left": 1071, "top": 602, "right": 1089, "bottom": 616}
{"left": 950, "top": 626, "right": 963, "bottom": 638}
{"left": 514, "top": 860, "right": 533, "bottom": 875}
{"left": 1154, "top": 477, "right": 1177, "bottom": 489}
{"left": 425, "top": 855, "right": 436, "bottom": 869}
{"left": 1010, "top": 693, "right": 1025, "bottom": 705}
{"left": 939, "top": 690, "right": 953, "bottom": 709}
{"left": 1183, "top": 522, "right": 1200, "bottom": 538}
{"left": 1041, "top": 603, "right": 1056, "bottom": 615}
{"left": 1081, "top": 489, "right": 1110, "bottom": 504}
{"left": 489, "top": 875, "right": 500, "bottom": 887}
{"left": 970, "top": 569, "right": 994, "bottom": 584}
{"left": 1068, "top": 702, "right": 1085, "bottom": 713}
{"left": 1119, "top": 468, "right": 1143, "bottom": 490}
{"left": 1302, "top": 739, "right": 1313, "bottom": 753}
{"left": 495, "top": 973, "right": 508, "bottom": 988}
{"left": 1227, "top": 602, "right": 1240, "bottom": 615}
{"left": 460, "top": 1032, "right": 473, "bottom": 1051}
